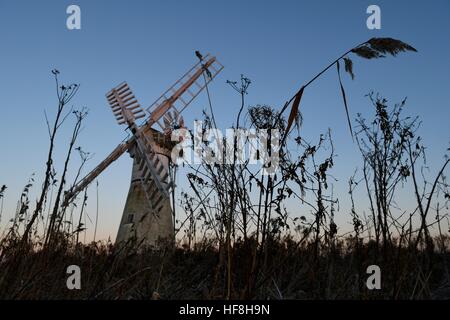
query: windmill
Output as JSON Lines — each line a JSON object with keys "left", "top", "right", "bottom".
{"left": 63, "top": 54, "right": 223, "bottom": 247}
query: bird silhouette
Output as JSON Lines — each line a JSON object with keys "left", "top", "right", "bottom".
{"left": 195, "top": 50, "right": 203, "bottom": 61}
{"left": 195, "top": 51, "right": 212, "bottom": 79}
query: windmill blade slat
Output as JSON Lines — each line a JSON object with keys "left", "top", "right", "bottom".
{"left": 187, "top": 89, "right": 195, "bottom": 98}
{"left": 107, "top": 97, "right": 118, "bottom": 105}
{"left": 106, "top": 91, "right": 116, "bottom": 100}
{"left": 116, "top": 84, "right": 130, "bottom": 95}
{"left": 127, "top": 102, "right": 141, "bottom": 110}
{"left": 194, "top": 81, "right": 202, "bottom": 89}
{"left": 118, "top": 92, "right": 134, "bottom": 102}
{"left": 115, "top": 82, "right": 128, "bottom": 92}
{"left": 113, "top": 110, "right": 124, "bottom": 117}
{"left": 120, "top": 93, "right": 135, "bottom": 103}
{"left": 134, "top": 113, "right": 146, "bottom": 120}
{"left": 133, "top": 110, "right": 145, "bottom": 117}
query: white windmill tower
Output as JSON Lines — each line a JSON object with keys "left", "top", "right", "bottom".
{"left": 64, "top": 54, "right": 223, "bottom": 247}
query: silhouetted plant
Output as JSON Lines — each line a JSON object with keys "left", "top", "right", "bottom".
{"left": 0, "top": 185, "right": 6, "bottom": 227}
{"left": 22, "top": 70, "right": 80, "bottom": 244}
{"left": 281, "top": 37, "right": 417, "bottom": 141}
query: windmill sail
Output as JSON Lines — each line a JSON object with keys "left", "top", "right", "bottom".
{"left": 146, "top": 54, "right": 223, "bottom": 132}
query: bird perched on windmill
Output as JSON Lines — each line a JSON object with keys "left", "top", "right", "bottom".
{"left": 196, "top": 50, "right": 212, "bottom": 79}
{"left": 63, "top": 53, "right": 223, "bottom": 247}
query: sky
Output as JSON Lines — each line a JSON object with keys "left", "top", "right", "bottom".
{"left": 0, "top": 0, "right": 449, "bottom": 241}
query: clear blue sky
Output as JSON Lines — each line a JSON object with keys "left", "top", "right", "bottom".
{"left": 0, "top": 0, "right": 449, "bottom": 240}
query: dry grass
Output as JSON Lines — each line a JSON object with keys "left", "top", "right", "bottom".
{"left": 0, "top": 235, "right": 449, "bottom": 300}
